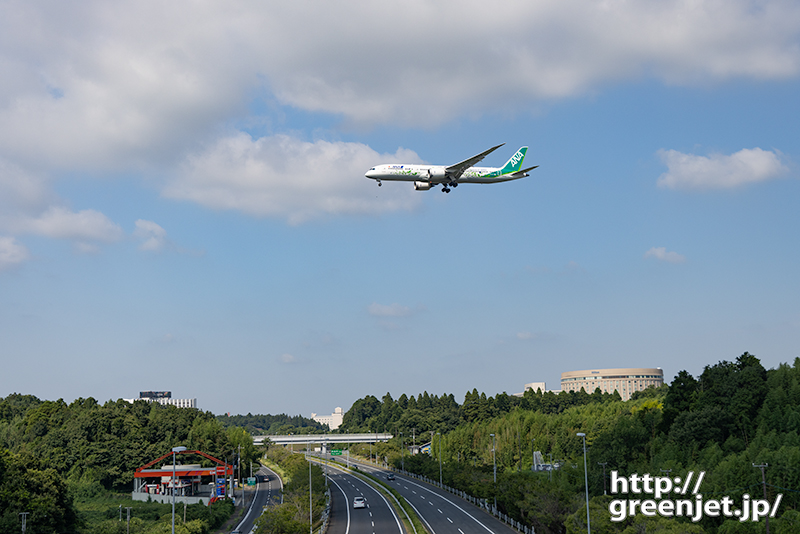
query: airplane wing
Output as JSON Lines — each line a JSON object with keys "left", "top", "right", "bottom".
{"left": 445, "top": 143, "right": 505, "bottom": 180}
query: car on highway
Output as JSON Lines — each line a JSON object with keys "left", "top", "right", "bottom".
{"left": 353, "top": 496, "right": 366, "bottom": 509}
{"left": 386, "top": 473, "right": 395, "bottom": 480}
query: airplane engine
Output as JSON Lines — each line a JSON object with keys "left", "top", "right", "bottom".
{"left": 427, "top": 168, "right": 446, "bottom": 182}
{"left": 414, "top": 181, "right": 433, "bottom": 191}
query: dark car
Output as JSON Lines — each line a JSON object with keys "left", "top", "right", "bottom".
{"left": 386, "top": 473, "right": 395, "bottom": 480}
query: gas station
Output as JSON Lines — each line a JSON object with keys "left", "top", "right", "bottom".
{"left": 132, "top": 449, "right": 234, "bottom": 506}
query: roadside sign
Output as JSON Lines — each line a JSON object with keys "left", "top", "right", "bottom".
{"left": 331, "top": 449, "right": 342, "bottom": 456}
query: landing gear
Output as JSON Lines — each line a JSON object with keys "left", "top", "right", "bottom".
{"left": 377, "top": 180, "right": 382, "bottom": 187}
{"left": 441, "top": 181, "right": 457, "bottom": 193}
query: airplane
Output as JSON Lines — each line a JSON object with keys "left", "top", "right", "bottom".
{"left": 365, "top": 144, "right": 537, "bottom": 193}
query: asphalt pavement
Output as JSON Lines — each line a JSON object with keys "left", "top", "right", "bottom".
{"left": 325, "top": 464, "right": 405, "bottom": 534}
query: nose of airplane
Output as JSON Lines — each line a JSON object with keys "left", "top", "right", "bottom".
{"left": 365, "top": 169, "right": 376, "bottom": 179}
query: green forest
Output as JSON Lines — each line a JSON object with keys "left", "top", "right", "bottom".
{"left": 0, "top": 396, "right": 258, "bottom": 533}
{"left": 343, "top": 353, "right": 800, "bottom": 533}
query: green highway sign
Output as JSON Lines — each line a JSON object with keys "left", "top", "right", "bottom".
{"left": 331, "top": 449, "right": 342, "bottom": 456}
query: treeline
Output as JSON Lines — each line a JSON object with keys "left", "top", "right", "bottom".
{"left": 340, "top": 386, "right": 622, "bottom": 436}
{"left": 357, "top": 353, "right": 799, "bottom": 534}
{"left": 217, "top": 412, "right": 328, "bottom": 435}
{"left": 0, "top": 394, "right": 259, "bottom": 533}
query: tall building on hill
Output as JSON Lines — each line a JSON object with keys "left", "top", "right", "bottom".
{"left": 311, "top": 407, "right": 343, "bottom": 430}
{"left": 560, "top": 368, "right": 663, "bottom": 401}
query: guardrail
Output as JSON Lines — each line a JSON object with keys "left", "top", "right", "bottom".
{"left": 395, "top": 469, "right": 536, "bottom": 534}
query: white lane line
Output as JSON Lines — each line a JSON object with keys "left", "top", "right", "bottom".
{"left": 448, "top": 518, "right": 453, "bottom": 523}
{"left": 401, "top": 477, "right": 497, "bottom": 534}
{"left": 403, "top": 494, "right": 437, "bottom": 534}
{"left": 335, "top": 468, "right": 403, "bottom": 534}
{"left": 328, "top": 476, "right": 351, "bottom": 534}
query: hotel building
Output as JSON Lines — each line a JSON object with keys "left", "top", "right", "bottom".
{"left": 560, "top": 368, "right": 664, "bottom": 401}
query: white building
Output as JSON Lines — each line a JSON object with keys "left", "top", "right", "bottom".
{"left": 311, "top": 407, "right": 343, "bottom": 430}
{"left": 513, "top": 382, "right": 560, "bottom": 397}
{"left": 124, "top": 391, "right": 197, "bottom": 409}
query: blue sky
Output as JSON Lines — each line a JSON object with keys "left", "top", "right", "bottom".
{"left": 1, "top": 1, "right": 799, "bottom": 418}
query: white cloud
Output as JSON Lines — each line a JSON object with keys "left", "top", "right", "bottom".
{"left": 517, "top": 332, "right": 535, "bottom": 340}
{"left": 0, "top": 0, "right": 797, "bottom": 173}
{"left": 165, "top": 134, "right": 422, "bottom": 224}
{"left": 0, "top": 1, "right": 797, "bottom": 227}
{"left": 644, "top": 247, "right": 686, "bottom": 264}
{"left": 657, "top": 148, "right": 789, "bottom": 190}
{"left": 280, "top": 353, "right": 296, "bottom": 364}
{"left": 368, "top": 302, "right": 413, "bottom": 317}
{"left": 16, "top": 206, "right": 124, "bottom": 243}
{"left": 134, "top": 219, "right": 168, "bottom": 251}
{"left": 0, "top": 236, "right": 29, "bottom": 270}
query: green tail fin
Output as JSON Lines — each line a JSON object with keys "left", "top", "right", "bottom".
{"left": 500, "top": 147, "right": 528, "bottom": 174}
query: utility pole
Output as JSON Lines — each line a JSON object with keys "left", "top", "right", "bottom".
{"left": 599, "top": 462, "right": 609, "bottom": 495}
{"left": 753, "top": 463, "right": 770, "bottom": 534}
{"left": 531, "top": 438, "right": 536, "bottom": 472}
{"left": 19, "top": 512, "right": 29, "bottom": 534}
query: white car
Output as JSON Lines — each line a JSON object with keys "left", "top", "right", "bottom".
{"left": 353, "top": 496, "right": 366, "bottom": 509}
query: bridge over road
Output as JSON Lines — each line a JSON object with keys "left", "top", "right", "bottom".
{"left": 253, "top": 433, "right": 393, "bottom": 446}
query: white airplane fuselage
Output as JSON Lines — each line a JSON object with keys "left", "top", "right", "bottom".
{"left": 365, "top": 164, "right": 520, "bottom": 184}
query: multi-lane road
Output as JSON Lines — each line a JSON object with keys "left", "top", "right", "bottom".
{"left": 324, "top": 463, "right": 405, "bottom": 534}
{"left": 233, "top": 464, "right": 282, "bottom": 534}
{"left": 340, "top": 459, "right": 518, "bottom": 534}
{"left": 235, "top": 456, "right": 519, "bottom": 534}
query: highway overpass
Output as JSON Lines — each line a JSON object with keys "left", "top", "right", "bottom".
{"left": 253, "top": 433, "right": 393, "bottom": 446}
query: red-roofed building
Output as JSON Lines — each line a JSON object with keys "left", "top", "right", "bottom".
{"left": 133, "top": 449, "right": 233, "bottom": 506}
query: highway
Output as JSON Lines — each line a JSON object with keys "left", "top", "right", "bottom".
{"left": 233, "top": 464, "right": 283, "bottom": 534}
{"left": 352, "top": 460, "right": 518, "bottom": 534}
{"left": 324, "top": 462, "right": 405, "bottom": 534}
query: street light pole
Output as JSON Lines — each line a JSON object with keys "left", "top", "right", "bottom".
{"left": 490, "top": 433, "right": 496, "bottom": 509}
{"left": 400, "top": 432, "right": 404, "bottom": 472}
{"left": 171, "top": 446, "right": 187, "bottom": 534}
{"left": 577, "top": 433, "right": 590, "bottom": 534}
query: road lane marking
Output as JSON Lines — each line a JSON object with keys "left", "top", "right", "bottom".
{"left": 328, "top": 477, "right": 351, "bottom": 534}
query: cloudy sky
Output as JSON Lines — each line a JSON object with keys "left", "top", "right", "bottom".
{"left": 1, "top": 0, "right": 798, "bottom": 418}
